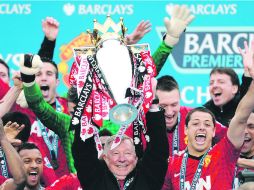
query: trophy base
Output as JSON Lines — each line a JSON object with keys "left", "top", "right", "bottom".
{"left": 109, "top": 104, "right": 138, "bottom": 126}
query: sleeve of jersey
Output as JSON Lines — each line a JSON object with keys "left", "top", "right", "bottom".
{"left": 23, "top": 83, "right": 70, "bottom": 138}
{"left": 72, "top": 124, "right": 104, "bottom": 189}
{"left": 216, "top": 136, "right": 241, "bottom": 164}
{"left": 211, "top": 136, "right": 241, "bottom": 189}
{"left": 47, "top": 174, "right": 81, "bottom": 190}
{"left": 140, "top": 110, "right": 169, "bottom": 189}
{"left": 214, "top": 122, "right": 228, "bottom": 143}
{"left": 38, "top": 36, "right": 56, "bottom": 60}
{"left": 152, "top": 41, "right": 173, "bottom": 76}
{"left": 161, "top": 158, "right": 173, "bottom": 190}
{"left": 240, "top": 75, "right": 253, "bottom": 99}
{"left": 0, "top": 175, "right": 7, "bottom": 185}
{"left": 0, "top": 78, "right": 10, "bottom": 100}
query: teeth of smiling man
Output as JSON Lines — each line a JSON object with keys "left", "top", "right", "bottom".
{"left": 214, "top": 92, "right": 222, "bottom": 97}
{"left": 29, "top": 171, "right": 38, "bottom": 176}
{"left": 244, "top": 137, "right": 251, "bottom": 142}
{"left": 196, "top": 134, "right": 206, "bottom": 137}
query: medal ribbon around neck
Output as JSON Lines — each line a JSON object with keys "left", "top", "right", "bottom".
{"left": 37, "top": 99, "right": 63, "bottom": 170}
{"left": 180, "top": 147, "right": 212, "bottom": 190}
{"left": 172, "top": 113, "right": 181, "bottom": 156}
{"left": 0, "top": 147, "right": 9, "bottom": 177}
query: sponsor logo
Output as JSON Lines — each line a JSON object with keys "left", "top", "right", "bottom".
{"left": 58, "top": 33, "right": 91, "bottom": 87}
{"left": 0, "top": 3, "right": 31, "bottom": 14}
{"left": 63, "top": 3, "right": 75, "bottom": 16}
{"left": 156, "top": 26, "right": 254, "bottom": 74}
{"left": 63, "top": 3, "right": 134, "bottom": 15}
{"left": 166, "top": 3, "right": 237, "bottom": 15}
{"left": 185, "top": 176, "right": 211, "bottom": 190}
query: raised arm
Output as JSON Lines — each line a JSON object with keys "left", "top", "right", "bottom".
{"left": 138, "top": 78, "right": 169, "bottom": 189}
{"left": 38, "top": 17, "right": 59, "bottom": 59}
{"left": 228, "top": 44, "right": 254, "bottom": 149}
{"left": 126, "top": 20, "right": 151, "bottom": 45}
{"left": 153, "top": 5, "right": 194, "bottom": 75}
{"left": 0, "top": 119, "right": 25, "bottom": 190}
{"left": 0, "top": 73, "right": 23, "bottom": 118}
{"left": 19, "top": 54, "right": 70, "bottom": 136}
{"left": 238, "top": 40, "right": 254, "bottom": 98}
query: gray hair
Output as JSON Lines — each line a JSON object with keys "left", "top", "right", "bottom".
{"left": 103, "top": 135, "right": 135, "bottom": 156}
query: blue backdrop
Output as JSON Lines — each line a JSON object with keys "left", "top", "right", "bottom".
{"left": 1, "top": 0, "right": 254, "bottom": 107}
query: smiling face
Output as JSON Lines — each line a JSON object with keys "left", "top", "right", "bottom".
{"left": 209, "top": 72, "right": 238, "bottom": 108}
{"left": 241, "top": 113, "right": 254, "bottom": 157}
{"left": 185, "top": 110, "right": 216, "bottom": 156}
{"left": 103, "top": 138, "right": 138, "bottom": 180}
{"left": 157, "top": 89, "right": 181, "bottom": 130}
{"left": 35, "top": 62, "right": 59, "bottom": 104}
{"left": 19, "top": 148, "right": 43, "bottom": 189}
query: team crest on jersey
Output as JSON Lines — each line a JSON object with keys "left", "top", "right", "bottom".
{"left": 203, "top": 155, "right": 211, "bottom": 167}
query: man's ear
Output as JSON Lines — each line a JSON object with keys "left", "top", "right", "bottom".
{"left": 212, "top": 127, "right": 216, "bottom": 138}
{"left": 232, "top": 85, "right": 238, "bottom": 95}
{"left": 135, "top": 156, "right": 138, "bottom": 164}
{"left": 56, "top": 78, "right": 60, "bottom": 87}
{"left": 184, "top": 125, "right": 188, "bottom": 136}
{"left": 103, "top": 154, "right": 108, "bottom": 164}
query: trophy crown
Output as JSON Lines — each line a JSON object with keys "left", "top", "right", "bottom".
{"left": 87, "top": 16, "right": 128, "bottom": 48}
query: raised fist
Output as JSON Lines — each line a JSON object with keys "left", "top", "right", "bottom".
{"left": 19, "top": 54, "right": 43, "bottom": 86}
{"left": 42, "top": 17, "right": 60, "bottom": 41}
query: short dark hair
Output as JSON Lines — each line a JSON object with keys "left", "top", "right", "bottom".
{"left": 210, "top": 67, "right": 240, "bottom": 89}
{"left": 156, "top": 75, "right": 179, "bottom": 92}
{"left": 99, "top": 129, "right": 113, "bottom": 137}
{"left": 17, "top": 142, "right": 39, "bottom": 153}
{"left": 2, "top": 112, "right": 31, "bottom": 142}
{"left": 67, "top": 86, "right": 78, "bottom": 104}
{"left": 40, "top": 57, "right": 59, "bottom": 79}
{"left": 0, "top": 58, "right": 10, "bottom": 78}
{"left": 185, "top": 107, "right": 216, "bottom": 127}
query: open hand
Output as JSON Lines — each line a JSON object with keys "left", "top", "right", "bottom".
{"left": 4, "top": 121, "right": 24, "bottom": 146}
{"left": 126, "top": 20, "right": 151, "bottom": 45}
{"left": 239, "top": 40, "right": 254, "bottom": 79}
{"left": 164, "top": 5, "right": 195, "bottom": 46}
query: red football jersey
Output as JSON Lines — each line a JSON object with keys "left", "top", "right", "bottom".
{"left": 163, "top": 136, "right": 240, "bottom": 190}
{"left": 46, "top": 174, "right": 82, "bottom": 190}
{"left": 0, "top": 78, "right": 10, "bottom": 100}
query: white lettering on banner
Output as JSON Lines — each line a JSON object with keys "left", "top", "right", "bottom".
{"left": 78, "top": 4, "right": 133, "bottom": 15}
{"left": 155, "top": 26, "right": 254, "bottom": 74}
{"left": 0, "top": 53, "right": 22, "bottom": 67}
{"left": 184, "top": 176, "right": 211, "bottom": 190}
{"left": 166, "top": 3, "right": 237, "bottom": 15}
{"left": 181, "top": 86, "right": 210, "bottom": 105}
{"left": 0, "top": 4, "right": 31, "bottom": 14}
{"left": 184, "top": 33, "right": 254, "bottom": 54}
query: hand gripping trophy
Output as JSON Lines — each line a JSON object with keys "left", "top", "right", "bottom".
{"left": 70, "top": 16, "right": 156, "bottom": 157}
